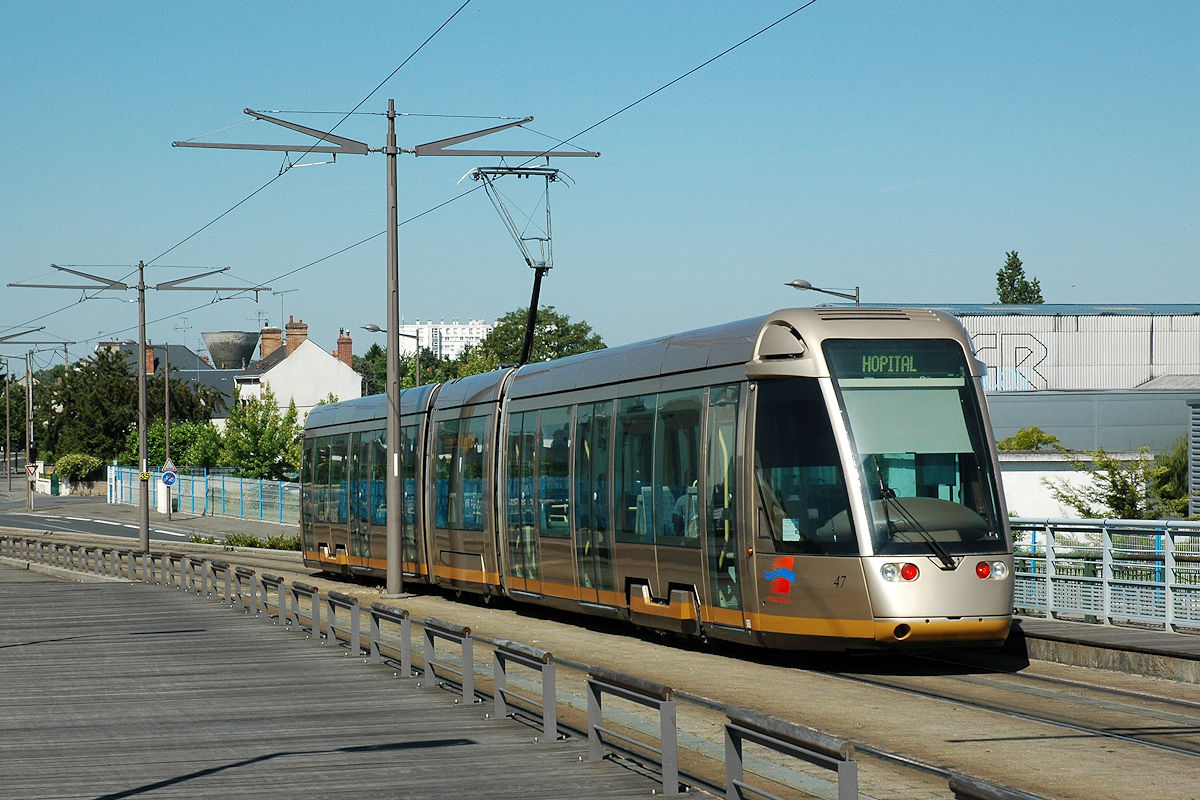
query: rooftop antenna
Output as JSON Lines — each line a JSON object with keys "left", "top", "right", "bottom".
{"left": 272, "top": 288, "right": 298, "bottom": 327}
{"left": 461, "top": 161, "right": 572, "bottom": 365}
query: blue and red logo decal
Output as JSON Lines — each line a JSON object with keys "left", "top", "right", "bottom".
{"left": 762, "top": 557, "right": 795, "bottom": 602}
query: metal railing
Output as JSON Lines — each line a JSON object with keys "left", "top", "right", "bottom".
{"left": 1011, "top": 517, "right": 1200, "bottom": 631}
{"left": 0, "top": 533, "right": 1049, "bottom": 800}
{"left": 107, "top": 464, "right": 300, "bottom": 526}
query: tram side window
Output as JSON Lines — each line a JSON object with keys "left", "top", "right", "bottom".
{"left": 754, "top": 379, "right": 857, "bottom": 555}
{"left": 398, "top": 425, "right": 414, "bottom": 528}
{"left": 301, "top": 438, "right": 317, "bottom": 525}
{"left": 327, "top": 434, "right": 350, "bottom": 525}
{"left": 538, "top": 406, "right": 571, "bottom": 539}
{"left": 434, "top": 416, "right": 487, "bottom": 531}
{"left": 505, "top": 411, "right": 538, "bottom": 578}
{"left": 655, "top": 390, "right": 702, "bottom": 547}
{"left": 615, "top": 396, "right": 656, "bottom": 544}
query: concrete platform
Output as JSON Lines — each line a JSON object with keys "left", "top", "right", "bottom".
{"left": 0, "top": 564, "right": 657, "bottom": 800}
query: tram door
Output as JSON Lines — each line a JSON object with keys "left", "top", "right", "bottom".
{"left": 348, "top": 432, "right": 372, "bottom": 566}
{"left": 575, "top": 403, "right": 614, "bottom": 604}
{"left": 705, "top": 385, "right": 742, "bottom": 611}
{"left": 505, "top": 411, "right": 540, "bottom": 593}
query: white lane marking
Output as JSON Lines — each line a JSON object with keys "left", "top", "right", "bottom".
{"left": 95, "top": 520, "right": 122, "bottom": 526}
{"left": 154, "top": 529, "right": 187, "bottom": 537}
{"left": 65, "top": 517, "right": 93, "bottom": 522}
{"left": 122, "top": 524, "right": 139, "bottom": 530}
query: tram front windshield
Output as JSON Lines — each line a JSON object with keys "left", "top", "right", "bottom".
{"left": 825, "top": 339, "right": 1006, "bottom": 559}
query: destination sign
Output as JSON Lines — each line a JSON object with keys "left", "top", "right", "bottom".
{"left": 824, "top": 339, "right": 967, "bottom": 379}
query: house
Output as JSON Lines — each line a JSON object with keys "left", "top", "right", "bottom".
{"left": 233, "top": 317, "right": 361, "bottom": 421}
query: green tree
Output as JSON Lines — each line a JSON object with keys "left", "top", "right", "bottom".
{"left": 997, "top": 426, "right": 1061, "bottom": 451}
{"left": 1151, "top": 437, "right": 1189, "bottom": 517}
{"left": 46, "top": 348, "right": 137, "bottom": 462}
{"left": 353, "top": 342, "right": 386, "bottom": 395}
{"left": 454, "top": 305, "right": 605, "bottom": 377}
{"left": 118, "top": 420, "right": 222, "bottom": 469}
{"left": 219, "top": 386, "right": 302, "bottom": 480}
{"left": 1044, "top": 446, "right": 1180, "bottom": 519}
{"left": 996, "top": 250, "right": 1044, "bottom": 304}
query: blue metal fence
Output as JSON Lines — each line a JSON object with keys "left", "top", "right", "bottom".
{"left": 1011, "top": 517, "right": 1200, "bottom": 632}
{"left": 108, "top": 465, "right": 299, "bottom": 526}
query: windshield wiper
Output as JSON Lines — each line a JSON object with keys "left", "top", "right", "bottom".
{"left": 871, "top": 457, "right": 956, "bottom": 569}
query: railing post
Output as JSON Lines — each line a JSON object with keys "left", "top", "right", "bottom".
{"left": 1102, "top": 524, "right": 1114, "bottom": 625}
{"left": 1046, "top": 525, "right": 1058, "bottom": 619}
{"left": 1165, "top": 525, "right": 1177, "bottom": 632}
{"left": 423, "top": 617, "right": 475, "bottom": 703}
{"left": 369, "top": 603, "right": 412, "bottom": 676}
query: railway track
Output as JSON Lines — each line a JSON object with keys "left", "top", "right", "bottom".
{"left": 8, "top": 529, "right": 1200, "bottom": 800}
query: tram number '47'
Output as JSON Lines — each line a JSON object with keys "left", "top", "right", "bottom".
{"left": 833, "top": 575, "right": 847, "bottom": 588}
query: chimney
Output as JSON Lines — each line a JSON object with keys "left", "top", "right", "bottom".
{"left": 144, "top": 341, "right": 156, "bottom": 375}
{"left": 260, "top": 323, "right": 283, "bottom": 359}
{"left": 336, "top": 328, "right": 353, "bottom": 368}
{"left": 285, "top": 315, "right": 308, "bottom": 357}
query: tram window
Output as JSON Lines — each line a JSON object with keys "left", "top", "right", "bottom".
{"left": 301, "top": 438, "right": 317, "bottom": 526}
{"left": 615, "top": 395, "right": 656, "bottom": 544}
{"left": 753, "top": 379, "right": 857, "bottom": 555}
{"left": 655, "top": 390, "right": 702, "bottom": 547}
{"left": 706, "top": 384, "right": 741, "bottom": 609}
{"left": 538, "top": 406, "right": 571, "bottom": 539}
{"left": 434, "top": 416, "right": 487, "bottom": 531}
{"left": 328, "top": 434, "right": 350, "bottom": 525}
{"left": 505, "top": 411, "right": 538, "bottom": 578}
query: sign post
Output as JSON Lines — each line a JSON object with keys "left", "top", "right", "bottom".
{"left": 25, "top": 462, "right": 36, "bottom": 510}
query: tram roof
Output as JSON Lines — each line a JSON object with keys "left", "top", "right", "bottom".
{"left": 506, "top": 314, "right": 768, "bottom": 400}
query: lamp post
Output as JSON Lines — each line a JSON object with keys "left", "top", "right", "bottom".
{"left": 361, "top": 324, "right": 421, "bottom": 388}
{"left": 786, "top": 278, "right": 860, "bottom": 306}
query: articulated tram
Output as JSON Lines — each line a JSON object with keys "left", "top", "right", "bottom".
{"left": 301, "top": 307, "right": 1013, "bottom": 651}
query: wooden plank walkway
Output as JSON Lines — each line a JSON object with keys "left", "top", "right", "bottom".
{"left": 0, "top": 564, "right": 657, "bottom": 800}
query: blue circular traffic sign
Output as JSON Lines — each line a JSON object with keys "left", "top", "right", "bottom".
{"left": 161, "top": 470, "right": 178, "bottom": 487}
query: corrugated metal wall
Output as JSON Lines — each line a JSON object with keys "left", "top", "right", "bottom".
{"left": 961, "top": 314, "right": 1200, "bottom": 391}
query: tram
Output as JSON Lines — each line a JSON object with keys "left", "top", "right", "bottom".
{"left": 301, "top": 307, "right": 1013, "bottom": 650}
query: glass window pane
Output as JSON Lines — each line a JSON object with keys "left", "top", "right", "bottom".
{"left": 538, "top": 407, "right": 571, "bottom": 539}
{"left": 754, "top": 379, "right": 857, "bottom": 554}
{"left": 615, "top": 395, "right": 656, "bottom": 543}
{"left": 707, "top": 384, "right": 740, "bottom": 609}
{"left": 655, "top": 390, "right": 703, "bottom": 547}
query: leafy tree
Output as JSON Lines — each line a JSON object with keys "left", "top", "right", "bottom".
{"left": 1151, "top": 437, "right": 1190, "bottom": 517}
{"left": 996, "top": 250, "right": 1044, "bottom": 304}
{"left": 997, "top": 426, "right": 1061, "bottom": 451}
{"left": 455, "top": 305, "right": 605, "bottom": 376}
{"left": 1044, "top": 446, "right": 1181, "bottom": 519}
{"left": 118, "top": 420, "right": 222, "bottom": 469}
{"left": 46, "top": 348, "right": 137, "bottom": 462}
{"left": 353, "top": 342, "right": 386, "bottom": 395}
{"left": 219, "top": 386, "right": 302, "bottom": 480}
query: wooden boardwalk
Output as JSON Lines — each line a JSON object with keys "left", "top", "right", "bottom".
{"left": 0, "top": 564, "right": 658, "bottom": 800}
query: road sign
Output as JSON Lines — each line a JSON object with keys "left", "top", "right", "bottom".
{"left": 25, "top": 464, "right": 36, "bottom": 478}
{"left": 162, "top": 470, "right": 178, "bottom": 487}
{"left": 163, "top": 458, "right": 177, "bottom": 473}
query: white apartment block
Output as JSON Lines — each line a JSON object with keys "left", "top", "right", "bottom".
{"left": 398, "top": 318, "right": 494, "bottom": 361}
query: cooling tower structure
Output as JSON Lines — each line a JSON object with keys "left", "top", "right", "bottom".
{"left": 201, "top": 331, "right": 260, "bottom": 370}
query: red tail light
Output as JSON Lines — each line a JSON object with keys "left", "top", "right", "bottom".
{"left": 899, "top": 562, "right": 919, "bottom": 581}
{"left": 976, "top": 561, "right": 992, "bottom": 579}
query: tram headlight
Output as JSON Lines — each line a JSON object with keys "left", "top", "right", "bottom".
{"left": 991, "top": 560, "right": 1009, "bottom": 580}
{"left": 881, "top": 562, "right": 920, "bottom": 582}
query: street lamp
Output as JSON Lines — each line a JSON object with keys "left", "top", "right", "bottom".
{"left": 362, "top": 324, "right": 421, "bottom": 388}
{"left": 786, "top": 278, "right": 860, "bottom": 306}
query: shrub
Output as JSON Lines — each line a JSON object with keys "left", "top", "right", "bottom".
{"left": 54, "top": 453, "right": 103, "bottom": 482}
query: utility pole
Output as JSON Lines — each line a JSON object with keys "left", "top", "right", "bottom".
{"left": 11, "top": 264, "right": 267, "bottom": 551}
{"left": 164, "top": 342, "right": 172, "bottom": 520}
{"left": 175, "top": 102, "right": 598, "bottom": 597}
{"left": 25, "top": 351, "right": 33, "bottom": 510}
{"left": 0, "top": 328, "right": 67, "bottom": 496}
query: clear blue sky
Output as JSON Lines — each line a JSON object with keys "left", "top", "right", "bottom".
{"left": 2, "top": 1, "right": 1196, "bottom": 370}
